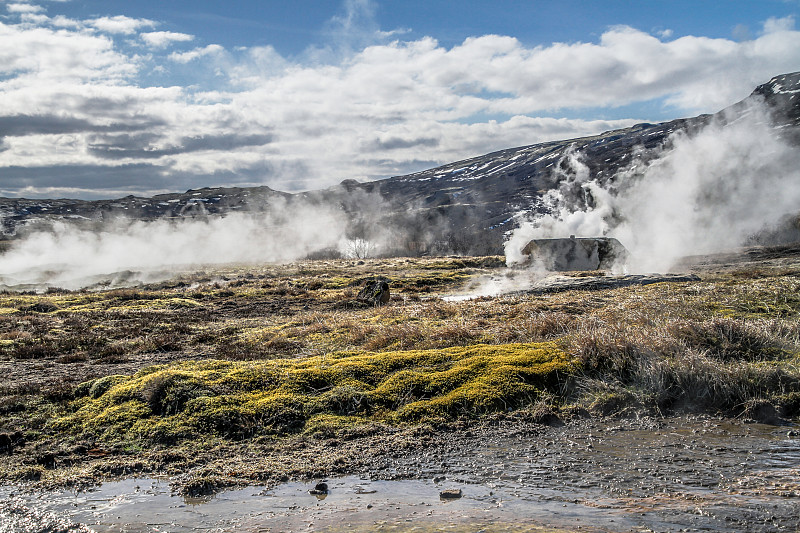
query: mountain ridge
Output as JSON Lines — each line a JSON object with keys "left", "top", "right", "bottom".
{"left": 2, "top": 71, "right": 799, "bottom": 255}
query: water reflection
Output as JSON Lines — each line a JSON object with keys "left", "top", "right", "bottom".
{"left": 1, "top": 419, "right": 798, "bottom": 532}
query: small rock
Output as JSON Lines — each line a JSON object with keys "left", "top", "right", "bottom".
{"left": 788, "top": 430, "right": 798, "bottom": 438}
{"left": 356, "top": 279, "right": 390, "bottom": 306}
{"left": 439, "top": 488, "right": 462, "bottom": 499}
{"left": 309, "top": 481, "right": 329, "bottom": 495}
{"left": 433, "top": 475, "right": 446, "bottom": 483}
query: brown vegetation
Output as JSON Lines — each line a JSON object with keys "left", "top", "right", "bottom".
{"left": 0, "top": 253, "right": 798, "bottom": 490}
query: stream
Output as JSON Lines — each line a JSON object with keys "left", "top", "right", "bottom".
{"left": 2, "top": 418, "right": 799, "bottom": 532}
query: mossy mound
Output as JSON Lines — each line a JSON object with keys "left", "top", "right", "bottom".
{"left": 57, "top": 343, "right": 574, "bottom": 444}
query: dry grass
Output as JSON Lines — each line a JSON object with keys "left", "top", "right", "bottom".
{"left": 0, "top": 254, "right": 799, "bottom": 482}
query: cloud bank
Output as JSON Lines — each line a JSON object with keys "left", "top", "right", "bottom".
{"left": 1, "top": 2, "right": 799, "bottom": 198}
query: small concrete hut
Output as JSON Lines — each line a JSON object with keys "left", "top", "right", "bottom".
{"left": 521, "top": 236, "right": 628, "bottom": 271}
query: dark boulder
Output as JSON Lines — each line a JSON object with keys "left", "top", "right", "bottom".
{"left": 356, "top": 279, "right": 390, "bottom": 306}
{"left": 309, "top": 481, "right": 329, "bottom": 495}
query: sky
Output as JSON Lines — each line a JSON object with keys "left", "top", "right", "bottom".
{"left": 1, "top": 0, "right": 799, "bottom": 200}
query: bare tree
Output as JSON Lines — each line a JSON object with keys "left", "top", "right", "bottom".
{"left": 345, "top": 238, "right": 375, "bottom": 259}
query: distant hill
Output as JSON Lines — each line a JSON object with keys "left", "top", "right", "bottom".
{"left": 2, "top": 72, "right": 799, "bottom": 256}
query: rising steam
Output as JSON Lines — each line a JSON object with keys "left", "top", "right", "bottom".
{"left": 1, "top": 99, "right": 797, "bottom": 293}
{"left": 0, "top": 200, "right": 351, "bottom": 291}
{"left": 506, "top": 100, "right": 800, "bottom": 273}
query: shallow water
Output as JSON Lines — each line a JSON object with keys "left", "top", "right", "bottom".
{"left": 0, "top": 476, "right": 615, "bottom": 532}
{"left": 2, "top": 419, "right": 799, "bottom": 532}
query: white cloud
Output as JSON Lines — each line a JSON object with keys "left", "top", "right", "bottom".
{"left": 0, "top": 4, "right": 799, "bottom": 199}
{"left": 325, "top": 0, "right": 379, "bottom": 47}
{"left": 0, "top": 19, "right": 137, "bottom": 83}
{"left": 763, "top": 15, "right": 795, "bottom": 34}
{"left": 141, "top": 30, "right": 194, "bottom": 49}
{"left": 6, "top": 3, "right": 44, "bottom": 13}
{"left": 89, "top": 15, "right": 155, "bottom": 35}
{"left": 168, "top": 44, "right": 224, "bottom": 63}
{"left": 50, "top": 15, "right": 81, "bottom": 28}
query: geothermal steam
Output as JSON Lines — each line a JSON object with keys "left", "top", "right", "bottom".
{"left": 506, "top": 101, "right": 800, "bottom": 273}
{"left": 1, "top": 100, "right": 797, "bottom": 292}
{"left": 0, "top": 200, "right": 351, "bottom": 290}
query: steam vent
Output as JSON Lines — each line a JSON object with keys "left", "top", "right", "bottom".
{"left": 521, "top": 236, "right": 628, "bottom": 271}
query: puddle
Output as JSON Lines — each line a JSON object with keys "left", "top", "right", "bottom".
{"left": 0, "top": 478, "right": 573, "bottom": 532}
{"left": 2, "top": 419, "right": 799, "bottom": 532}
{"left": 1, "top": 476, "right": 616, "bottom": 533}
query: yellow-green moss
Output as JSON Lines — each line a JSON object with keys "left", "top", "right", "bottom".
{"left": 702, "top": 277, "right": 800, "bottom": 319}
{"left": 55, "top": 343, "right": 575, "bottom": 444}
{"left": 302, "top": 414, "right": 365, "bottom": 436}
{"left": 319, "top": 277, "right": 352, "bottom": 289}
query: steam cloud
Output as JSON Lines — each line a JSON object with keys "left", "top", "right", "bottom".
{"left": 0, "top": 200, "right": 352, "bottom": 291}
{"left": 506, "top": 100, "right": 800, "bottom": 273}
{"left": 0, "top": 182, "right": 489, "bottom": 291}
{"left": 1, "top": 99, "right": 798, "bottom": 293}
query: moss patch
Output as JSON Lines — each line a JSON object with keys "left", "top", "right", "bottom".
{"left": 56, "top": 343, "right": 574, "bottom": 445}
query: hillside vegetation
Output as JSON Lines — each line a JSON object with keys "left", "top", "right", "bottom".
{"left": 0, "top": 252, "right": 798, "bottom": 491}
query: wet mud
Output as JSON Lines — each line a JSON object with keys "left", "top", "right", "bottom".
{"left": 2, "top": 417, "right": 798, "bottom": 532}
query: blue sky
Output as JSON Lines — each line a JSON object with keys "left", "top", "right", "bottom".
{"left": 1, "top": 0, "right": 799, "bottom": 199}
{"left": 51, "top": 1, "right": 798, "bottom": 54}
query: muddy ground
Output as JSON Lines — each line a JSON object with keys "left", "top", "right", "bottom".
{"left": 2, "top": 415, "right": 799, "bottom": 532}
